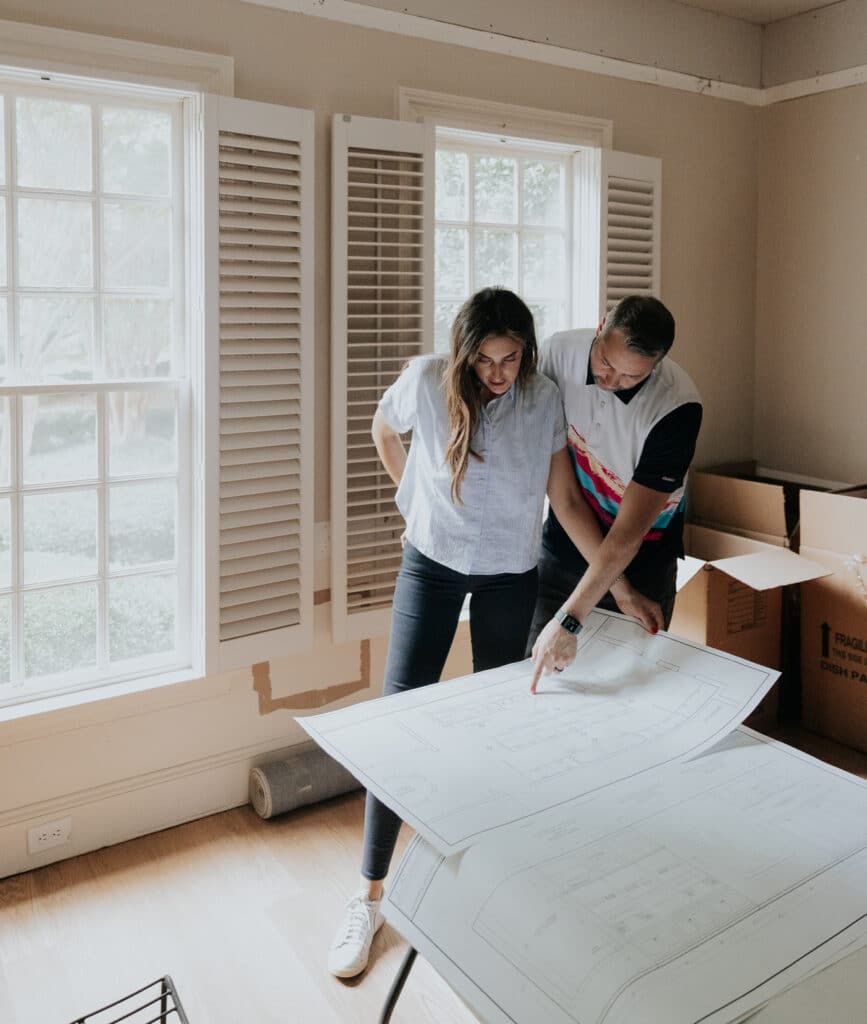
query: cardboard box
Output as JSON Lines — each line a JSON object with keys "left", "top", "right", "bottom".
{"left": 670, "top": 524, "right": 831, "bottom": 731}
{"left": 800, "top": 488, "right": 867, "bottom": 753}
{"left": 689, "top": 461, "right": 850, "bottom": 549}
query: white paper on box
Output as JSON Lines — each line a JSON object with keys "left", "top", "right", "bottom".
{"left": 298, "top": 610, "right": 779, "bottom": 855}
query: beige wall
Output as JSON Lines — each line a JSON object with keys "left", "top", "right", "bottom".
{"left": 756, "top": 85, "right": 867, "bottom": 483}
{"left": 0, "top": 0, "right": 760, "bottom": 875}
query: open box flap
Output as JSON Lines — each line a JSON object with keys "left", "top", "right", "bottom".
{"left": 676, "top": 555, "right": 707, "bottom": 592}
{"left": 708, "top": 548, "right": 832, "bottom": 590}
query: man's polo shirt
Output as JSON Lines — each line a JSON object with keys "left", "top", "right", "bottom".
{"left": 539, "top": 328, "right": 702, "bottom": 585}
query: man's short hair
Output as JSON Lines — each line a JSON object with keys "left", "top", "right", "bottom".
{"left": 602, "top": 295, "right": 675, "bottom": 358}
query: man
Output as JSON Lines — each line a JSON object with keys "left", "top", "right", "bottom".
{"left": 529, "top": 295, "right": 702, "bottom": 690}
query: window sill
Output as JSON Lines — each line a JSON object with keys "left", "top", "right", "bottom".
{"left": 0, "top": 665, "right": 208, "bottom": 727}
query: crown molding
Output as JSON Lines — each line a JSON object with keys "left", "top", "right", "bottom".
{"left": 243, "top": 0, "right": 867, "bottom": 108}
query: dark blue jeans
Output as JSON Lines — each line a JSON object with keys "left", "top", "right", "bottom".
{"left": 361, "top": 542, "right": 538, "bottom": 881}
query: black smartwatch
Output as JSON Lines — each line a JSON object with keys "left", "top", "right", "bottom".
{"left": 554, "top": 608, "right": 583, "bottom": 635}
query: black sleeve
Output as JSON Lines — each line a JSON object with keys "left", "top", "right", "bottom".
{"left": 632, "top": 402, "right": 703, "bottom": 493}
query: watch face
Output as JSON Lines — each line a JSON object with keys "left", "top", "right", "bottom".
{"left": 556, "top": 610, "right": 581, "bottom": 634}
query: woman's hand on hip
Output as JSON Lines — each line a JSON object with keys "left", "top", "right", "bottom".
{"left": 530, "top": 619, "right": 578, "bottom": 693}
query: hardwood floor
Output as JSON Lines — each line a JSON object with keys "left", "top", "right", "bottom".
{"left": 0, "top": 792, "right": 478, "bottom": 1024}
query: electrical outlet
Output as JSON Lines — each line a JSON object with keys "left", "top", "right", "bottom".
{"left": 27, "top": 816, "right": 72, "bottom": 854}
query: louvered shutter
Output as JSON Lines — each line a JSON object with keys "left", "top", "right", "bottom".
{"left": 331, "top": 115, "right": 434, "bottom": 643}
{"left": 599, "top": 150, "right": 661, "bottom": 315}
{"left": 204, "top": 96, "right": 314, "bottom": 672}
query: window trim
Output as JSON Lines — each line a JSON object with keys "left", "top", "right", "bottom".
{"left": 0, "top": 16, "right": 233, "bottom": 96}
{"left": 397, "top": 87, "right": 613, "bottom": 150}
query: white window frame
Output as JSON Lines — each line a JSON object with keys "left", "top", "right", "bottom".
{"left": 0, "top": 72, "right": 198, "bottom": 708}
{"left": 400, "top": 88, "right": 615, "bottom": 336}
{"left": 434, "top": 127, "right": 578, "bottom": 347}
{"left": 0, "top": 21, "right": 232, "bottom": 711}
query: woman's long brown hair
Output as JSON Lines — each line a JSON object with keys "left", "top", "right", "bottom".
{"left": 443, "top": 288, "right": 537, "bottom": 503}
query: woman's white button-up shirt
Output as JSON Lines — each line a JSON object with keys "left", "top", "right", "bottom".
{"left": 378, "top": 354, "right": 567, "bottom": 575}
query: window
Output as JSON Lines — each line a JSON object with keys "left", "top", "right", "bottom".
{"left": 0, "top": 80, "right": 189, "bottom": 700}
{"left": 434, "top": 129, "right": 576, "bottom": 348}
{"left": 0, "top": 35, "right": 315, "bottom": 708}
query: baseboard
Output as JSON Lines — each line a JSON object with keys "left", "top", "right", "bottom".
{"left": 0, "top": 738, "right": 305, "bottom": 879}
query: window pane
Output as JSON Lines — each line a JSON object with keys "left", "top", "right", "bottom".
{"left": 474, "top": 230, "right": 517, "bottom": 290}
{"left": 109, "top": 573, "right": 176, "bottom": 662}
{"left": 23, "top": 490, "right": 98, "bottom": 584}
{"left": 434, "top": 301, "right": 462, "bottom": 354}
{"left": 522, "top": 233, "right": 564, "bottom": 297}
{"left": 0, "top": 499, "right": 9, "bottom": 589}
{"left": 0, "top": 201, "right": 6, "bottom": 286}
{"left": 0, "top": 296, "right": 6, "bottom": 377}
{"left": 19, "top": 296, "right": 94, "bottom": 381}
{"left": 0, "top": 102, "right": 4, "bottom": 187}
{"left": 109, "top": 480, "right": 175, "bottom": 569}
{"left": 104, "top": 298, "right": 172, "bottom": 378}
{"left": 474, "top": 156, "right": 516, "bottom": 224}
{"left": 435, "top": 150, "right": 468, "bottom": 221}
{"left": 17, "top": 198, "right": 93, "bottom": 288}
{"left": 0, "top": 596, "right": 9, "bottom": 686}
{"left": 529, "top": 302, "right": 563, "bottom": 345}
{"left": 0, "top": 398, "right": 9, "bottom": 486}
{"left": 102, "top": 107, "right": 172, "bottom": 197}
{"left": 523, "top": 160, "right": 563, "bottom": 227}
{"left": 103, "top": 201, "right": 171, "bottom": 288}
{"left": 23, "top": 393, "right": 97, "bottom": 485}
{"left": 435, "top": 227, "right": 468, "bottom": 297}
{"left": 109, "top": 391, "right": 177, "bottom": 477}
{"left": 24, "top": 583, "right": 97, "bottom": 679}
{"left": 16, "top": 97, "right": 92, "bottom": 191}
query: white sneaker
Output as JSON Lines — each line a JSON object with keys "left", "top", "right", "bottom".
{"left": 328, "top": 893, "right": 384, "bottom": 978}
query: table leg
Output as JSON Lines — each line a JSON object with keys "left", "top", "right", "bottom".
{"left": 378, "top": 946, "right": 418, "bottom": 1023}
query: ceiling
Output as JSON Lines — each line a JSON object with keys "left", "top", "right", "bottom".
{"left": 674, "top": 0, "right": 842, "bottom": 24}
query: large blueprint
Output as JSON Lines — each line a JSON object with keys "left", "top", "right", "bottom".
{"left": 298, "top": 610, "right": 778, "bottom": 854}
{"left": 385, "top": 730, "right": 867, "bottom": 1024}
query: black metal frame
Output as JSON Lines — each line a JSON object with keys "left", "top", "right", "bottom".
{"left": 68, "top": 975, "right": 189, "bottom": 1024}
{"left": 378, "top": 946, "right": 418, "bottom": 1023}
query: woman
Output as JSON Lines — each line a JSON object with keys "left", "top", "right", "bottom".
{"left": 328, "top": 288, "right": 660, "bottom": 979}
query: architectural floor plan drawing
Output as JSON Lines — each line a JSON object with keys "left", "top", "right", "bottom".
{"left": 385, "top": 730, "right": 867, "bottom": 1024}
{"left": 299, "top": 610, "right": 779, "bottom": 854}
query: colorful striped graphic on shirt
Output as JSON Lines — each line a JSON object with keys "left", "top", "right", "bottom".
{"left": 568, "top": 426, "right": 681, "bottom": 540}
